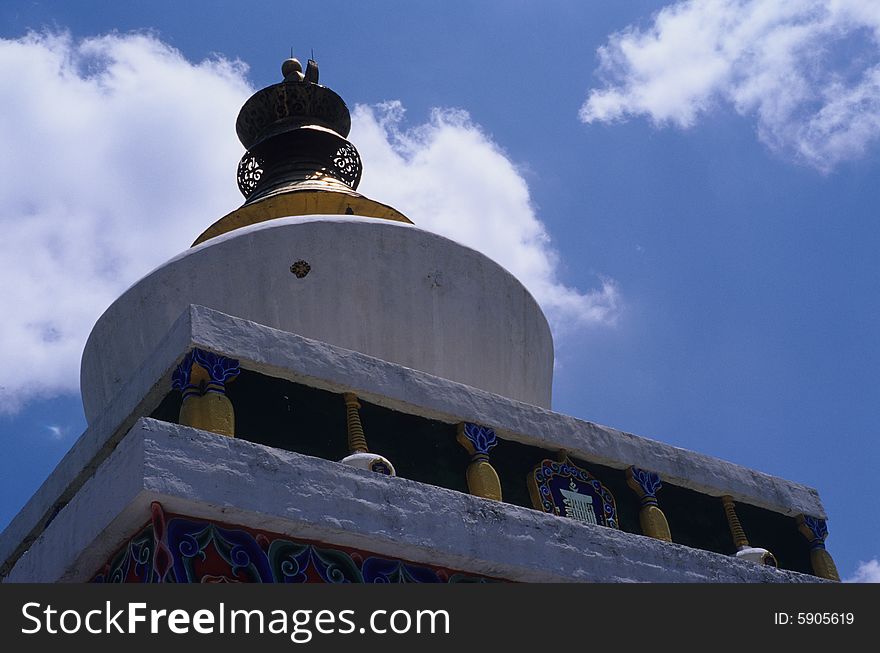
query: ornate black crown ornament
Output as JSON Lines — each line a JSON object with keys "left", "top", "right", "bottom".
{"left": 192, "top": 56, "right": 410, "bottom": 246}
{"left": 235, "top": 57, "right": 363, "bottom": 202}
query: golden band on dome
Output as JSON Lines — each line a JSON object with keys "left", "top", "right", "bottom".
{"left": 192, "top": 190, "right": 412, "bottom": 246}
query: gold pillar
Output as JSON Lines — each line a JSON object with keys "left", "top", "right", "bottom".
{"left": 172, "top": 349, "right": 239, "bottom": 437}
{"left": 626, "top": 467, "right": 672, "bottom": 542}
{"left": 721, "top": 495, "right": 750, "bottom": 549}
{"left": 339, "top": 393, "right": 395, "bottom": 475}
{"left": 721, "top": 495, "right": 778, "bottom": 566}
{"left": 797, "top": 515, "right": 840, "bottom": 581}
{"left": 456, "top": 423, "right": 502, "bottom": 501}
{"left": 343, "top": 392, "right": 369, "bottom": 453}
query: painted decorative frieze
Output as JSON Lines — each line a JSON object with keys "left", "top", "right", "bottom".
{"left": 93, "top": 503, "right": 492, "bottom": 583}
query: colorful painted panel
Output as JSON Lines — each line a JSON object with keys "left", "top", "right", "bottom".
{"left": 93, "top": 502, "right": 494, "bottom": 583}
{"left": 527, "top": 457, "right": 618, "bottom": 529}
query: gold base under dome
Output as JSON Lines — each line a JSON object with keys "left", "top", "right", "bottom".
{"left": 192, "top": 188, "right": 411, "bottom": 246}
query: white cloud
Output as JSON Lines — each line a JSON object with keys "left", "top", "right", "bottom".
{"left": 45, "top": 425, "right": 67, "bottom": 440}
{"left": 581, "top": 0, "right": 880, "bottom": 172}
{"left": 846, "top": 558, "right": 880, "bottom": 582}
{"left": 0, "top": 32, "right": 250, "bottom": 413}
{"left": 352, "top": 102, "right": 620, "bottom": 335}
{"left": 0, "top": 32, "right": 617, "bottom": 415}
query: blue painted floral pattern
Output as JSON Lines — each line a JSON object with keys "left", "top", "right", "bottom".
{"left": 462, "top": 423, "right": 498, "bottom": 455}
{"left": 629, "top": 467, "right": 662, "bottom": 498}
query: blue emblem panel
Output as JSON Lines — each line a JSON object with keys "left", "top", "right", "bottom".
{"left": 527, "top": 457, "right": 618, "bottom": 529}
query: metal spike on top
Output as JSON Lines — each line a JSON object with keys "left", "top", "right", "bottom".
{"left": 305, "top": 58, "right": 319, "bottom": 83}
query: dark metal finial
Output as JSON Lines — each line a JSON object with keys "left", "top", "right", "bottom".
{"left": 305, "top": 58, "right": 319, "bottom": 83}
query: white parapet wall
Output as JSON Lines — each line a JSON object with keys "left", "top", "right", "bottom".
{"left": 5, "top": 419, "right": 824, "bottom": 583}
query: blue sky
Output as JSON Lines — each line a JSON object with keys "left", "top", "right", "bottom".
{"left": 1, "top": 0, "right": 878, "bottom": 582}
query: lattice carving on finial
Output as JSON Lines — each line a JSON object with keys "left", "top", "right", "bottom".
{"left": 237, "top": 153, "right": 264, "bottom": 198}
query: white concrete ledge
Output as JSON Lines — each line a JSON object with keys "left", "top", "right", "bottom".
{"left": 183, "top": 305, "right": 824, "bottom": 518}
{"left": 6, "top": 419, "right": 824, "bottom": 583}
{"left": 1, "top": 304, "right": 826, "bottom": 579}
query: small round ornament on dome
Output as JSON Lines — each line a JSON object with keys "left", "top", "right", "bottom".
{"left": 281, "top": 57, "right": 304, "bottom": 82}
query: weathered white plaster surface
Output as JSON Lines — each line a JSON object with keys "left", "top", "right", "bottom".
{"left": 81, "top": 216, "right": 554, "bottom": 421}
{"left": 6, "top": 420, "right": 824, "bottom": 583}
{"left": 1, "top": 305, "right": 828, "bottom": 579}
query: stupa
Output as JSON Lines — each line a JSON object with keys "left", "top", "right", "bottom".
{"left": 0, "top": 59, "right": 838, "bottom": 583}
